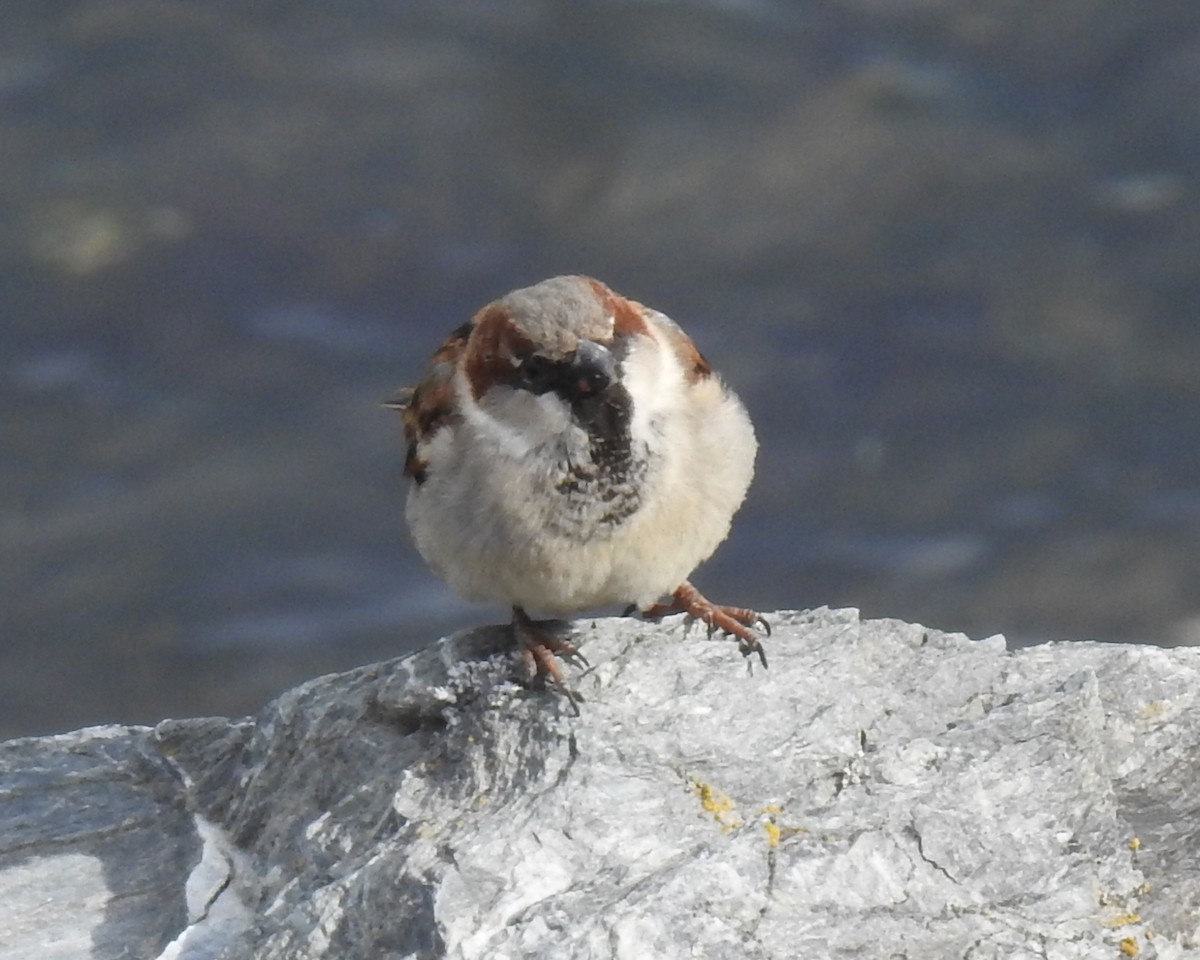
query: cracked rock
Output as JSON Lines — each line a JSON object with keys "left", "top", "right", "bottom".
{"left": 2, "top": 608, "right": 1200, "bottom": 958}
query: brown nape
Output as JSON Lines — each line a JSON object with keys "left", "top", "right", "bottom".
{"left": 586, "top": 277, "right": 650, "bottom": 339}
{"left": 587, "top": 278, "right": 712, "bottom": 383}
{"left": 464, "top": 304, "right": 537, "bottom": 401}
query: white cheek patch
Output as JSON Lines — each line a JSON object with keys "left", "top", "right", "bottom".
{"left": 620, "top": 332, "right": 685, "bottom": 448}
{"left": 422, "top": 424, "right": 456, "bottom": 466}
{"left": 466, "top": 387, "right": 575, "bottom": 460}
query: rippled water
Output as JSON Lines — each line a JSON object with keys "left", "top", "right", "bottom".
{"left": 3, "top": 0, "right": 1199, "bottom": 736}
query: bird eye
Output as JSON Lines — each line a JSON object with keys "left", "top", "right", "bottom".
{"left": 517, "top": 354, "right": 557, "bottom": 393}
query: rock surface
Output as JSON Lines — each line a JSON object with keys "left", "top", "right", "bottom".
{"left": 3, "top": 608, "right": 1200, "bottom": 959}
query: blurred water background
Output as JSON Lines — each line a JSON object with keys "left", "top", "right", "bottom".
{"left": 3, "top": 0, "right": 1199, "bottom": 737}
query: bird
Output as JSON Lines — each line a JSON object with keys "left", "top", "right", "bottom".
{"left": 391, "top": 275, "right": 766, "bottom": 705}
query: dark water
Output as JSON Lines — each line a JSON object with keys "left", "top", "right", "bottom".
{"left": 3, "top": 1, "right": 1200, "bottom": 737}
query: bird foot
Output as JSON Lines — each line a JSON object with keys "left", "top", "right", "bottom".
{"left": 641, "top": 581, "right": 770, "bottom": 667}
{"left": 512, "top": 607, "right": 587, "bottom": 713}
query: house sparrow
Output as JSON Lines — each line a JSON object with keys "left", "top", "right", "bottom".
{"left": 393, "top": 275, "right": 765, "bottom": 703}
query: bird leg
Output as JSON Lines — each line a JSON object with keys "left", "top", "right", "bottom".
{"left": 641, "top": 580, "right": 770, "bottom": 667}
{"left": 512, "top": 606, "right": 587, "bottom": 712}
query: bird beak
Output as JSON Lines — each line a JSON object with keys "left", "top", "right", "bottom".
{"left": 569, "top": 340, "right": 616, "bottom": 397}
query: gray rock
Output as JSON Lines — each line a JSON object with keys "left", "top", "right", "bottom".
{"left": 3, "top": 608, "right": 1199, "bottom": 959}
{"left": 0, "top": 726, "right": 198, "bottom": 959}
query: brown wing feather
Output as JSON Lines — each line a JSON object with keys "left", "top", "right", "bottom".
{"left": 392, "top": 321, "right": 473, "bottom": 485}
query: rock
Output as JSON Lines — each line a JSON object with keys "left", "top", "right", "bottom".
{"left": 2, "top": 608, "right": 1199, "bottom": 959}
{"left": 0, "top": 726, "right": 198, "bottom": 959}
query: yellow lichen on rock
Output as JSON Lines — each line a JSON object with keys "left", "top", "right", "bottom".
{"left": 764, "top": 818, "right": 782, "bottom": 847}
{"left": 690, "top": 779, "right": 743, "bottom": 832}
{"left": 760, "top": 807, "right": 805, "bottom": 848}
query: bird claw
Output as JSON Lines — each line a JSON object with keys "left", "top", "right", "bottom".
{"left": 553, "top": 679, "right": 583, "bottom": 716}
{"left": 555, "top": 647, "right": 590, "bottom": 673}
{"left": 642, "top": 581, "right": 770, "bottom": 668}
{"left": 513, "top": 608, "right": 585, "bottom": 712}
{"left": 736, "top": 634, "right": 769, "bottom": 669}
